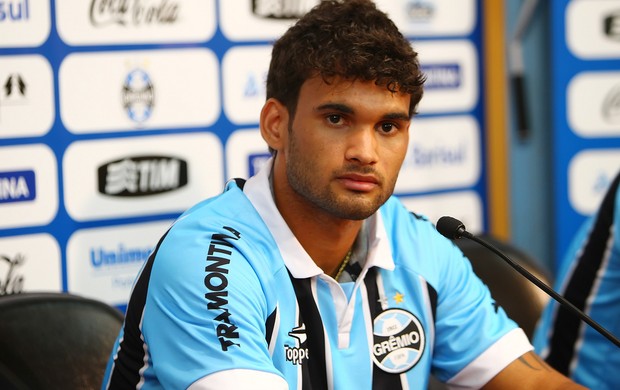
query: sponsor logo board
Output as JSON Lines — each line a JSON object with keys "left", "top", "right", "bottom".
{"left": 415, "top": 40, "right": 478, "bottom": 114}
{"left": 566, "top": 0, "right": 620, "bottom": 59}
{"left": 375, "top": 0, "right": 476, "bottom": 37}
{"left": 0, "top": 55, "right": 54, "bottom": 138}
{"left": 225, "top": 128, "right": 270, "bottom": 180}
{"left": 398, "top": 190, "right": 483, "bottom": 234}
{"left": 568, "top": 149, "right": 620, "bottom": 215}
{"left": 222, "top": 45, "right": 271, "bottom": 125}
{"left": 63, "top": 133, "right": 223, "bottom": 221}
{"left": 59, "top": 48, "right": 219, "bottom": 133}
{"left": 568, "top": 71, "right": 620, "bottom": 137}
{"left": 0, "top": 144, "right": 58, "bottom": 229}
{"left": 55, "top": 0, "right": 215, "bottom": 45}
{"left": 395, "top": 115, "right": 481, "bottom": 193}
{"left": 219, "top": 0, "right": 315, "bottom": 41}
{"left": 66, "top": 220, "right": 172, "bottom": 306}
{"left": 0, "top": 0, "right": 51, "bottom": 48}
{"left": 0, "top": 234, "right": 62, "bottom": 294}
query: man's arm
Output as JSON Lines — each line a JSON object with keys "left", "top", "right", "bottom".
{"left": 483, "top": 351, "right": 587, "bottom": 389}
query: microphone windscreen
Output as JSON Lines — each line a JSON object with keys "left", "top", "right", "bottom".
{"left": 436, "top": 216, "right": 465, "bottom": 239}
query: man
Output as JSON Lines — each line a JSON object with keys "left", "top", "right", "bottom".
{"left": 534, "top": 170, "right": 620, "bottom": 389}
{"left": 102, "top": 1, "right": 584, "bottom": 388}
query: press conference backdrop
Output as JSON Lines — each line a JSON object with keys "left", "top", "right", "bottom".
{"left": 0, "top": 0, "right": 486, "bottom": 309}
{"left": 552, "top": 0, "right": 620, "bottom": 271}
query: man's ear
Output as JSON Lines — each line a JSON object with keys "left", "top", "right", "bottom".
{"left": 260, "top": 98, "right": 289, "bottom": 152}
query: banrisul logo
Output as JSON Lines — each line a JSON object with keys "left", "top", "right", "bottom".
{"left": 122, "top": 68, "right": 155, "bottom": 124}
{"left": 98, "top": 155, "right": 188, "bottom": 197}
{"left": 372, "top": 309, "right": 425, "bottom": 374}
{"left": 0, "top": 170, "right": 36, "bottom": 204}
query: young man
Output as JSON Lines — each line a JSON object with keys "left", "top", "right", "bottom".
{"left": 102, "top": 1, "right": 584, "bottom": 388}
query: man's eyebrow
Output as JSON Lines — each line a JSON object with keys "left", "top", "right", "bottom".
{"left": 316, "top": 103, "right": 354, "bottom": 114}
{"left": 383, "top": 112, "right": 411, "bottom": 121}
{"left": 316, "top": 103, "right": 410, "bottom": 121}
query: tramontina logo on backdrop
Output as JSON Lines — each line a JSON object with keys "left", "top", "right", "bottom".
{"left": 372, "top": 309, "right": 425, "bottom": 374}
{"left": 97, "top": 155, "right": 188, "bottom": 197}
{"left": 251, "top": 0, "right": 315, "bottom": 19}
{"left": 122, "top": 68, "right": 155, "bottom": 124}
{"left": 0, "top": 170, "right": 36, "bottom": 204}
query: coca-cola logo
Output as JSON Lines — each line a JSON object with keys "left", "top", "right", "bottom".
{"left": 89, "top": 0, "right": 180, "bottom": 27}
{"left": 0, "top": 253, "right": 25, "bottom": 295}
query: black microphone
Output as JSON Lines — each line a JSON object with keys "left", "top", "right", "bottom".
{"left": 436, "top": 216, "right": 620, "bottom": 348}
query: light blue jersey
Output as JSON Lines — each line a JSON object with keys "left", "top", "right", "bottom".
{"left": 534, "top": 171, "right": 620, "bottom": 390}
{"left": 103, "top": 160, "right": 532, "bottom": 389}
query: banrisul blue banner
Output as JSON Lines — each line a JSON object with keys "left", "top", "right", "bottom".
{"left": 552, "top": 0, "right": 620, "bottom": 270}
{"left": 0, "top": 0, "right": 486, "bottom": 310}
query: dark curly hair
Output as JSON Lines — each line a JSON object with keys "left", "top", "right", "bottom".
{"left": 266, "top": 0, "right": 425, "bottom": 118}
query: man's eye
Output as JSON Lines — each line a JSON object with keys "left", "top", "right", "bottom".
{"left": 379, "top": 122, "right": 396, "bottom": 133}
{"left": 327, "top": 114, "right": 343, "bottom": 125}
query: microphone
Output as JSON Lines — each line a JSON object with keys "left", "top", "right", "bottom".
{"left": 436, "top": 216, "right": 620, "bottom": 348}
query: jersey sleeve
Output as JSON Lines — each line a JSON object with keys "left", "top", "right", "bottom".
{"left": 422, "top": 223, "right": 533, "bottom": 386}
{"left": 141, "top": 218, "right": 283, "bottom": 389}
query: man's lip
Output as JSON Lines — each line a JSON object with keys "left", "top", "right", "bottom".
{"left": 337, "top": 174, "right": 380, "bottom": 192}
{"left": 339, "top": 173, "right": 379, "bottom": 184}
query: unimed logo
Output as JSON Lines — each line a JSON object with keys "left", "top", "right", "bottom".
{"left": 97, "top": 155, "right": 188, "bottom": 197}
{"left": 0, "top": 170, "right": 35, "bottom": 204}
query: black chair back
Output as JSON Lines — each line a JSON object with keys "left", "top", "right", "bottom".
{"left": 0, "top": 292, "right": 123, "bottom": 390}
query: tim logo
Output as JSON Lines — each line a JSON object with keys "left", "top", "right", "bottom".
{"left": 0, "top": 253, "right": 25, "bottom": 295}
{"left": 97, "top": 155, "right": 188, "bottom": 197}
{"left": 422, "top": 64, "right": 462, "bottom": 90}
{"left": 285, "top": 323, "right": 309, "bottom": 365}
{"left": 0, "top": 170, "right": 36, "bottom": 204}
{"left": 602, "top": 84, "right": 620, "bottom": 123}
{"left": 122, "top": 68, "right": 155, "bottom": 124}
{"left": 604, "top": 10, "right": 620, "bottom": 40}
{"left": 251, "top": 0, "right": 315, "bottom": 19}
{"left": 372, "top": 309, "right": 425, "bottom": 374}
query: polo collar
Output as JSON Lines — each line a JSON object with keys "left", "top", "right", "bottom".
{"left": 243, "top": 158, "right": 395, "bottom": 279}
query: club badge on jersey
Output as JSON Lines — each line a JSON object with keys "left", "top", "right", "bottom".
{"left": 372, "top": 308, "right": 426, "bottom": 373}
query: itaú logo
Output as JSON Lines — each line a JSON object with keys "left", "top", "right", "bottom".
{"left": 372, "top": 309, "right": 425, "bottom": 374}
{"left": 97, "top": 155, "right": 188, "bottom": 197}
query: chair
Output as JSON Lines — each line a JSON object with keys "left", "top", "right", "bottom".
{"left": 0, "top": 292, "right": 124, "bottom": 390}
{"left": 454, "top": 233, "right": 553, "bottom": 339}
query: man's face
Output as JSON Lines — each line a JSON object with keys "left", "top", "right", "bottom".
{"left": 279, "top": 76, "right": 411, "bottom": 221}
